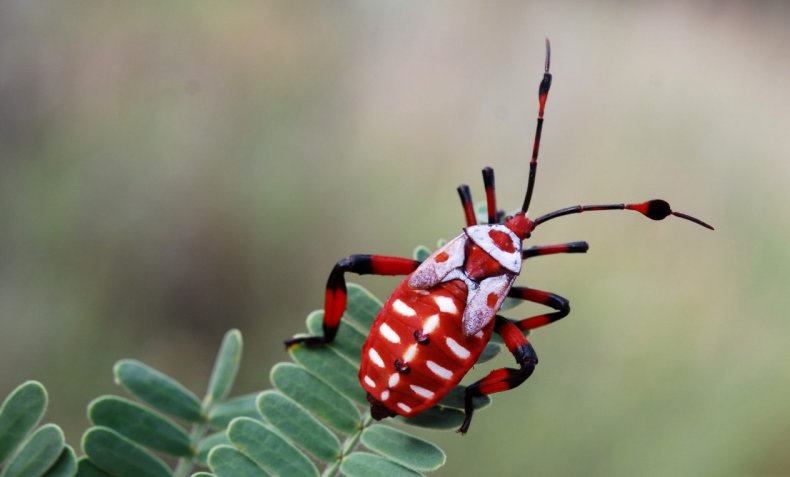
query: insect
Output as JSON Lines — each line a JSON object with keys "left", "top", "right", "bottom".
{"left": 285, "top": 39, "right": 713, "bottom": 434}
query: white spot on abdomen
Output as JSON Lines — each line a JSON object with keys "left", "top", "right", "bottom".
{"left": 434, "top": 296, "right": 458, "bottom": 315}
{"left": 363, "top": 375, "right": 376, "bottom": 388}
{"left": 410, "top": 384, "right": 435, "bottom": 399}
{"left": 381, "top": 390, "right": 390, "bottom": 401}
{"left": 388, "top": 373, "right": 400, "bottom": 388}
{"left": 423, "top": 314, "right": 439, "bottom": 333}
{"left": 397, "top": 402, "right": 412, "bottom": 413}
{"left": 403, "top": 344, "right": 418, "bottom": 363}
{"left": 426, "top": 360, "right": 453, "bottom": 380}
{"left": 368, "top": 348, "right": 385, "bottom": 368}
{"left": 392, "top": 299, "right": 416, "bottom": 317}
{"left": 445, "top": 337, "right": 471, "bottom": 360}
{"left": 379, "top": 323, "right": 400, "bottom": 343}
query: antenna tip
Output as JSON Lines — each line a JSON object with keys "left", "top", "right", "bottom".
{"left": 672, "top": 211, "right": 715, "bottom": 230}
{"left": 544, "top": 38, "right": 551, "bottom": 73}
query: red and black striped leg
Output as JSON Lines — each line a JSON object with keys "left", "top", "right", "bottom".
{"left": 284, "top": 255, "right": 421, "bottom": 348}
{"left": 459, "top": 316, "right": 538, "bottom": 434}
{"left": 457, "top": 184, "right": 477, "bottom": 226}
{"left": 521, "top": 240, "right": 589, "bottom": 260}
{"left": 517, "top": 242, "right": 587, "bottom": 327}
{"left": 507, "top": 286, "right": 571, "bottom": 331}
{"left": 482, "top": 167, "right": 498, "bottom": 225}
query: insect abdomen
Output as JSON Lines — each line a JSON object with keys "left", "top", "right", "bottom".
{"left": 359, "top": 278, "right": 494, "bottom": 416}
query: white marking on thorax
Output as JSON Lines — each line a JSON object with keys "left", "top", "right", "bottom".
{"left": 368, "top": 348, "right": 385, "bottom": 368}
{"left": 408, "top": 234, "right": 467, "bottom": 289}
{"left": 426, "top": 360, "right": 453, "bottom": 380}
{"left": 392, "top": 299, "right": 416, "bottom": 317}
{"left": 445, "top": 337, "right": 471, "bottom": 360}
{"left": 379, "top": 323, "right": 401, "bottom": 343}
{"left": 464, "top": 225, "right": 522, "bottom": 273}
{"left": 410, "top": 384, "right": 435, "bottom": 399}
{"left": 462, "top": 273, "right": 515, "bottom": 336}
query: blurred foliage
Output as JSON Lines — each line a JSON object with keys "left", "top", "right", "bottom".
{"left": 2, "top": 2, "right": 789, "bottom": 476}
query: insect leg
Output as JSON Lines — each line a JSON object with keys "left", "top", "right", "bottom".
{"left": 459, "top": 316, "right": 538, "bottom": 433}
{"left": 521, "top": 241, "right": 589, "bottom": 259}
{"left": 284, "top": 255, "right": 421, "bottom": 348}
{"left": 506, "top": 286, "right": 572, "bottom": 331}
{"left": 482, "top": 167, "right": 498, "bottom": 224}
{"left": 457, "top": 184, "right": 477, "bottom": 226}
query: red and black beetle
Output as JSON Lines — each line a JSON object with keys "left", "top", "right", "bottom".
{"left": 285, "top": 40, "right": 713, "bottom": 434}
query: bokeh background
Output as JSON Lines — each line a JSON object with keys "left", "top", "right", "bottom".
{"left": 1, "top": 2, "right": 788, "bottom": 476}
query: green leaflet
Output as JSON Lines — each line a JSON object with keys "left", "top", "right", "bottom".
{"left": 81, "top": 427, "right": 171, "bottom": 477}
{"left": 400, "top": 406, "right": 465, "bottom": 430}
{"left": 256, "top": 391, "right": 340, "bottom": 463}
{"left": 339, "top": 452, "right": 423, "bottom": 477}
{"left": 88, "top": 396, "right": 191, "bottom": 457}
{"left": 305, "top": 311, "right": 366, "bottom": 365}
{"left": 0, "top": 424, "right": 64, "bottom": 477}
{"left": 227, "top": 418, "right": 317, "bottom": 477}
{"left": 41, "top": 446, "right": 76, "bottom": 477}
{"left": 0, "top": 381, "right": 48, "bottom": 464}
{"left": 207, "top": 446, "right": 270, "bottom": 477}
{"left": 206, "top": 330, "right": 242, "bottom": 404}
{"left": 344, "top": 284, "right": 383, "bottom": 330}
{"left": 74, "top": 458, "right": 111, "bottom": 477}
{"left": 113, "top": 360, "right": 202, "bottom": 423}
{"left": 270, "top": 363, "right": 361, "bottom": 434}
{"left": 289, "top": 343, "right": 367, "bottom": 405}
{"left": 477, "top": 341, "right": 504, "bottom": 364}
{"left": 413, "top": 245, "right": 432, "bottom": 262}
{"left": 360, "top": 425, "right": 445, "bottom": 472}
{"left": 82, "top": 427, "right": 171, "bottom": 477}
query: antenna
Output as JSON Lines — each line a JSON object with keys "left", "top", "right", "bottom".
{"left": 521, "top": 38, "right": 553, "bottom": 213}
{"left": 533, "top": 199, "right": 714, "bottom": 230}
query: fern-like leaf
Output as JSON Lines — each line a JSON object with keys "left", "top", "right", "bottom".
{"left": 77, "top": 330, "right": 245, "bottom": 477}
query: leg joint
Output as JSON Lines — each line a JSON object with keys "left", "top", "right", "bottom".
{"left": 336, "top": 254, "right": 373, "bottom": 274}
{"left": 514, "top": 342, "right": 539, "bottom": 367}
{"left": 547, "top": 294, "right": 570, "bottom": 315}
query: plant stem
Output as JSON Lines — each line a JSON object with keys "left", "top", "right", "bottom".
{"left": 321, "top": 412, "right": 374, "bottom": 477}
{"left": 173, "top": 397, "right": 214, "bottom": 477}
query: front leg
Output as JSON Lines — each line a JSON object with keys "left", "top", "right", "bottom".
{"left": 285, "top": 254, "right": 421, "bottom": 347}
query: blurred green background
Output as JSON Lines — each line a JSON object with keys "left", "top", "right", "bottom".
{"left": 1, "top": 2, "right": 788, "bottom": 476}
